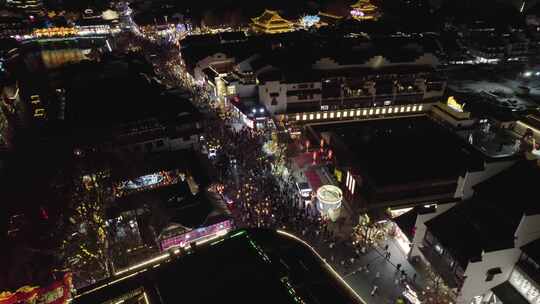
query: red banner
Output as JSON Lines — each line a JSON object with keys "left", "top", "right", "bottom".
{"left": 0, "top": 273, "right": 72, "bottom": 304}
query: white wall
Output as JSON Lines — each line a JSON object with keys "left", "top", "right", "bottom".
{"left": 455, "top": 160, "right": 515, "bottom": 200}
{"left": 515, "top": 213, "right": 540, "bottom": 248}
{"left": 258, "top": 81, "right": 287, "bottom": 114}
{"left": 458, "top": 248, "right": 521, "bottom": 304}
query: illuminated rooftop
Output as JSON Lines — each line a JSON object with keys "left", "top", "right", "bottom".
{"left": 251, "top": 9, "right": 294, "bottom": 34}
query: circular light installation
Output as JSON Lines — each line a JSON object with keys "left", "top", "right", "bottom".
{"left": 317, "top": 185, "right": 342, "bottom": 210}
{"left": 317, "top": 185, "right": 343, "bottom": 222}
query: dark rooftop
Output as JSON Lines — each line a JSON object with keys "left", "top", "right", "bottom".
{"left": 426, "top": 161, "right": 540, "bottom": 268}
{"left": 522, "top": 238, "right": 540, "bottom": 264}
{"left": 313, "top": 116, "right": 481, "bottom": 187}
{"left": 74, "top": 229, "right": 365, "bottom": 304}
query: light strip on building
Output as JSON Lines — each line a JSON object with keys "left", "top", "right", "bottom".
{"left": 276, "top": 230, "right": 367, "bottom": 304}
{"left": 350, "top": 178, "right": 355, "bottom": 195}
{"left": 346, "top": 171, "right": 350, "bottom": 188}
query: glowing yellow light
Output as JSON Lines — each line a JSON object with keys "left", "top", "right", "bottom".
{"left": 406, "top": 106, "right": 411, "bottom": 112}
{"left": 302, "top": 114, "right": 307, "bottom": 120}
{"left": 382, "top": 108, "right": 386, "bottom": 114}
{"left": 337, "top": 112, "right": 341, "bottom": 118}
{"left": 343, "top": 111, "right": 348, "bottom": 117}
{"left": 412, "top": 105, "right": 417, "bottom": 111}
{"left": 296, "top": 114, "right": 300, "bottom": 120}
{"left": 330, "top": 112, "right": 335, "bottom": 118}
{"left": 316, "top": 113, "right": 321, "bottom": 120}
{"left": 375, "top": 108, "right": 380, "bottom": 115}
{"left": 369, "top": 109, "right": 373, "bottom": 115}
{"left": 356, "top": 110, "right": 361, "bottom": 116}
{"left": 400, "top": 106, "right": 405, "bottom": 113}
{"left": 363, "top": 110, "right": 367, "bottom": 116}
{"left": 309, "top": 114, "right": 314, "bottom": 120}
{"left": 323, "top": 113, "right": 328, "bottom": 119}
{"left": 418, "top": 105, "right": 423, "bottom": 111}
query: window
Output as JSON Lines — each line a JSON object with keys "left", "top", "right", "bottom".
{"left": 271, "top": 98, "right": 278, "bottom": 106}
{"left": 309, "top": 114, "right": 314, "bottom": 120}
{"left": 316, "top": 113, "right": 321, "bottom": 120}
{"left": 485, "top": 268, "right": 502, "bottom": 282}
{"left": 323, "top": 113, "right": 328, "bottom": 119}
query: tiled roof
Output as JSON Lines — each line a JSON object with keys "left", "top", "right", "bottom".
{"left": 426, "top": 161, "right": 540, "bottom": 268}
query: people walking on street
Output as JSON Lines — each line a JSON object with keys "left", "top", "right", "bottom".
{"left": 370, "top": 285, "right": 378, "bottom": 296}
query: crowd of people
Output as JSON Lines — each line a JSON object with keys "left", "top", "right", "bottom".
{"left": 131, "top": 30, "right": 457, "bottom": 303}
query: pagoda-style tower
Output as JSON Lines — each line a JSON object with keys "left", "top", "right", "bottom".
{"left": 251, "top": 10, "right": 294, "bottom": 34}
{"left": 350, "top": 0, "right": 381, "bottom": 21}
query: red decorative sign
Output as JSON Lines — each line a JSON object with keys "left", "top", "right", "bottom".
{"left": 0, "top": 273, "right": 72, "bottom": 304}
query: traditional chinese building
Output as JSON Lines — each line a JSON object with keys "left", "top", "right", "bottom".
{"left": 251, "top": 9, "right": 294, "bottom": 34}
{"left": 350, "top": 0, "right": 381, "bottom": 21}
